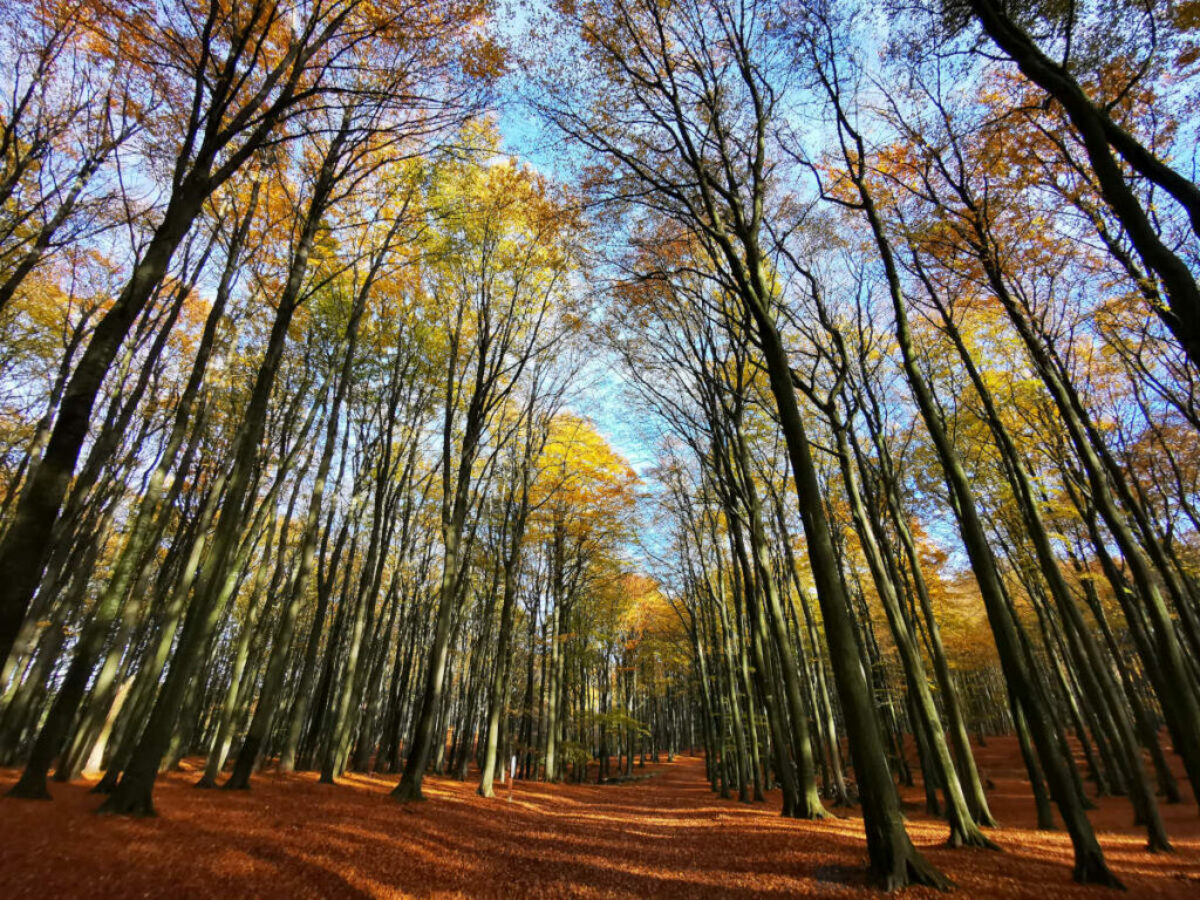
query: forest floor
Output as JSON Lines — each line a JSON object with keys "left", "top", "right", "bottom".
{"left": 2, "top": 738, "right": 1200, "bottom": 898}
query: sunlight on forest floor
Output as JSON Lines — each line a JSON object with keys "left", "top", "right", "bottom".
{"left": 2, "top": 739, "right": 1199, "bottom": 898}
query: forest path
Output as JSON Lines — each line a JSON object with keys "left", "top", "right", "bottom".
{"left": 2, "top": 742, "right": 1200, "bottom": 897}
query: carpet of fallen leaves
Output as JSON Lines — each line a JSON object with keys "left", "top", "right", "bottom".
{"left": 2, "top": 737, "right": 1199, "bottom": 898}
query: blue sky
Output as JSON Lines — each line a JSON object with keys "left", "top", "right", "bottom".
{"left": 495, "top": 49, "right": 660, "bottom": 485}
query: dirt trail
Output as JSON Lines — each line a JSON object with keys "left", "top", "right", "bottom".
{"left": 2, "top": 742, "right": 1199, "bottom": 897}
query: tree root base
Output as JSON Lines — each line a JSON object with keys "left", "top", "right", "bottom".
{"left": 878, "top": 850, "right": 952, "bottom": 892}
{"left": 947, "top": 830, "right": 1001, "bottom": 851}
{"left": 5, "top": 778, "right": 52, "bottom": 800}
{"left": 1073, "top": 851, "right": 1125, "bottom": 889}
{"left": 96, "top": 792, "right": 156, "bottom": 817}
{"left": 389, "top": 781, "right": 425, "bottom": 803}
